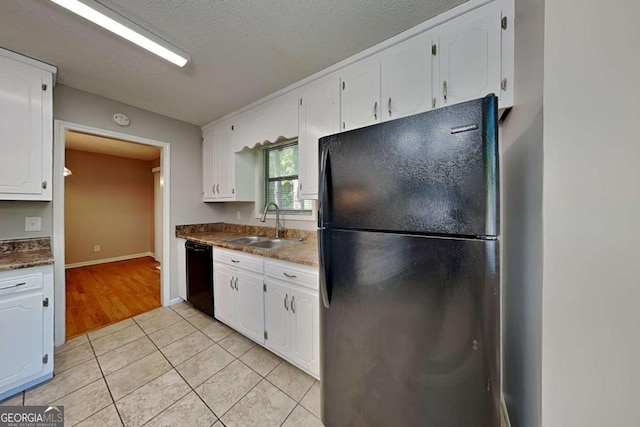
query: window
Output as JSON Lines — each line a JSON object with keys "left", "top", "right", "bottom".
{"left": 263, "top": 141, "right": 312, "bottom": 214}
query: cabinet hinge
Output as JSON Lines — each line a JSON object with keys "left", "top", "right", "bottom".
{"left": 43, "top": 354, "right": 48, "bottom": 364}
{"left": 431, "top": 44, "right": 437, "bottom": 56}
{"left": 264, "top": 331, "right": 268, "bottom": 340}
{"left": 42, "top": 84, "right": 47, "bottom": 91}
{"left": 231, "top": 188, "right": 235, "bottom": 194}
{"left": 501, "top": 78, "right": 508, "bottom": 91}
{"left": 43, "top": 298, "right": 49, "bottom": 307}
{"left": 263, "top": 283, "right": 267, "bottom": 292}
{"left": 42, "top": 181, "right": 47, "bottom": 190}
{"left": 432, "top": 98, "right": 436, "bottom": 109}
{"left": 501, "top": 16, "right": 508, "bottom": 30}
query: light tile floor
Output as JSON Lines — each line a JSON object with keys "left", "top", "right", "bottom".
{"left": 0, "top": 303, "right": 323, "bottom": 427}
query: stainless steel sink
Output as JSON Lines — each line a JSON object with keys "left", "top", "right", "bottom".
{"left": 248, "top": 239, "right": 294, "bottom": 250}
{"left": 225, "top": 236, "right": 269, "bottom": 245}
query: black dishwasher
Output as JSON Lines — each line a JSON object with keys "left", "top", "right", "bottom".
{"left": 185, "top": 241, "right": 214, "bottom": 316}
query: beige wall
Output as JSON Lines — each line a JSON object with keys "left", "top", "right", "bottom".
{"left": 53, "top": 85, "right": 222, "bottom": 295}
{"left": 543, "top": 0, "right": 640, "bottom": 425}
{"left": 64, "top": 149, "right": 155, "bottom": 265}
{"left": 500, "top": 0, "right": 544, "bottom": 425}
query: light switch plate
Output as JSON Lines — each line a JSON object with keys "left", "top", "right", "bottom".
{"left": 25, "top": 217, "right": 41, "bottom": 232}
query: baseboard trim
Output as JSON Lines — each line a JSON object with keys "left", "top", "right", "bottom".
{"left": 65, "top": 252, "right": 154, "bottom": 269}
{"left": 169, "top": 297, "right": 185, "bottom": 306}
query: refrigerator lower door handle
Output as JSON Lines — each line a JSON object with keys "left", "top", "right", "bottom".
{"left": 319, "top": 228, "right": 330, "bottom": 308}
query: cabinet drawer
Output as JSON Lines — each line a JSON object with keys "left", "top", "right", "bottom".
{"left": 265, "top": 262, "right": 318, "bottom": 290}
{"left": 0, "top": 271, "right": 43, "bottom": 294}
{"left": 214, "top": 249, "right": 264, "bottom": 275}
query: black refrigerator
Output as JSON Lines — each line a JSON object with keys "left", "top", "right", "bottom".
{"left": 318, "top": 95, "right": 500, "bottom": 427}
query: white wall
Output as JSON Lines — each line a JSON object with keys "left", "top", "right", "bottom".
{"left": 542, "top": 0, "right": 640, "bottom": 426}
{"left": 53, "top": 85, "right": 222, "bottom": 300}
{"left": 217, "top": 202, "right": 317, "bottom": 231}
{"left": 500, "top": 0, "right": 544, "bottom": 425}
{"left": 0, "top": 201, "right": 52, "bottom": 239}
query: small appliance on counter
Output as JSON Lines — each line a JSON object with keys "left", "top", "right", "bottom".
{"left": 319, "top": 95, "right": 501, "bottom": 426}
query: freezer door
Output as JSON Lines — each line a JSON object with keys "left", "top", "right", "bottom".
{"left": 319, "top": 95, "right": 498, "bottom": 237}
{"left": 320, "top": 229, "right": 500, "bottom": 427}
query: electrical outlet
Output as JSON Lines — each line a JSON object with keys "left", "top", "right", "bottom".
{"left": 94, "top": 245, "right": 101, "bottom": 252}
{"left": 25, "top": 217, "right": 42, "bottom": 232}
{"left": 236, "top": 211, "right": 242, "bottom": 220}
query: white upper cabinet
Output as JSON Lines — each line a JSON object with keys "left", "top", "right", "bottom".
{"left": 230, "top": 92, "right": 299, "bottom": 153}
{"left": 339, "top": 55, "right": 381, "bottom": 131}
{"left": 202, "top": 127, "right": 216, "bottom": 200}
{"left": 435, "top": 2, "right": 502, "bottom": 108}
{"left": 202, "top": 120, "right": 255, "bottom": 202}
{"left": 0, "top": 50, "right": 55, "bottom": 201}
{"left": 381, "top": 30, "right": 435, "bottom": 122}
{"left": 298, "top": 74, "right": 340, "bottom": 200}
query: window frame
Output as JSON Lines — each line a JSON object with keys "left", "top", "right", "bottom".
{"left": 262, "top": 140, "right": 312, "bottom": 216}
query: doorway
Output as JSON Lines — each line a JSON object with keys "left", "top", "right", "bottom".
{"left": 53, "top": 120, "right": 170, "bottom": 345}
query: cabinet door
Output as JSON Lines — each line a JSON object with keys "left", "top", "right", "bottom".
{"left": 381, "top": 31, "right": 434, "bottom": 121}
{"left": 437, "top": 3, "right": 502, "bottom": 107}
{"left": 235, "top": 271, "right": 265, "bottom": 344}
{"left": 0, "top": 291, "right": 44, "bottom": 389}
{"left": 214, "top": 124, "right": 233, "bottom": 199}
{"left": 264, "top": 281, "right": 291, "bottom": 357}
{"left": 298, "top": 74, "right": 340, "bottom": 200}
{"left": 290, "top": 288, "right": 320, "bottom": 376}
{"left": 339, "top": 55, "right": 381, "bottom": 131}
{"left": 213, "top": 264, "right": 235, "bottom": 326}
{"left": 202, "top": 127, "right": 216, "bottom": 201}
{"left": 0, "top": 56, "right": 49, "bottom": 199}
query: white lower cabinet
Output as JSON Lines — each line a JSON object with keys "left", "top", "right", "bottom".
{"left": 265, "top": 279, "right": 319, "bottom": 376}
{"left": 234, "top": 271, "right": 265, "bottom": 344}
{"left": 0, "top": 266, "right": 53, "bottom": 400}
{"left": 212, "top": 248, "right": 319, "bottom": 378}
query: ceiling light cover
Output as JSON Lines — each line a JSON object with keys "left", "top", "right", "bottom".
{"left": 49, "top": 0, "right": 190, "bottom": 67}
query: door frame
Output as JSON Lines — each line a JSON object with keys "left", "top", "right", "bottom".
{"left": 52, "top": 120, "right": 172, "bottom": 346}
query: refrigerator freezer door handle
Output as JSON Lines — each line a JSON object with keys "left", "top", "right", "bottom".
{"left": 318, "top": 145, "right": 329, "bottom": 228}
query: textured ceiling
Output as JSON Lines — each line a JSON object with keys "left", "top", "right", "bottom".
{"left": 66, "top": 131, "right": 161, "bottom": 161}
{"left": 0, "top": 0, "right": 467, "bottom": 126}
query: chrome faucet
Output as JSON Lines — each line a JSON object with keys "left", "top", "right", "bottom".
{"left": 260, "top": 202, "right": 283, "bottom": 238}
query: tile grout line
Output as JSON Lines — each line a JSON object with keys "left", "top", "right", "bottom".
{"left": 85, "top": 331, "right": 126, "bottom": 427}
{"left": 133, "top": 308, "right": 221, "bottom": 425}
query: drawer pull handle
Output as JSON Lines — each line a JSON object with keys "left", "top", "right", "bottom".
{"left": 231, "top": 259, "right": 240, "bottom": 263}
{"left": 283, "top": 272, "right": 297, "bottom": 279}
{"left": 10, "top": 282, "right": 27, "bottom": 288}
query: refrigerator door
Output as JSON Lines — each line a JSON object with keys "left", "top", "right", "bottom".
{"left": 319, "top": 95, "right": 498, "bottom": 238}
{"left": 320, "top": 229, "right": 500, "bottom": 427}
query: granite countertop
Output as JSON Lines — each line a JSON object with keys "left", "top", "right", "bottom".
{"left": 176, "top": 223, "right": 319, "bottom": 267}
{"left": 0, "top": 237, "right": 55, "bottom": 272}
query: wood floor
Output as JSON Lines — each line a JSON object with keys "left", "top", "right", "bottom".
{"left": 65, "top": 256, "right": 161, "bottom": 338}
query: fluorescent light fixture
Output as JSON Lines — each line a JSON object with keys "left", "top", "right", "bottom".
{"left": 49, "top": 0, "right": 190, "bottom": 67}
